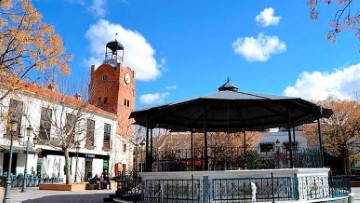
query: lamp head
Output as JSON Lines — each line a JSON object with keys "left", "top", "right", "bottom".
{"left": 140, "top": 142, "right": 145, "bottom": 149}
{"left": 26, "top": 125, "right": 33, "bottom": 137}
{"left": 33, "top": 136, "right": 38, "bottom": 145}
{"left": 10, "top": 116, "right": 19, "bottom": 132}
{"left": 275, "top": 139, "right": 280, "bottom": 147}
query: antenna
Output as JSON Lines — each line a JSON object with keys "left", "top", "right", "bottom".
{"left": 354, "top": 90, "right": 360, "bottom": 102}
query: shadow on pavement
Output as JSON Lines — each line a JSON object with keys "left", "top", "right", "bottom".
{"left": 21, "top": 193, "right": 112, "bottom": 203}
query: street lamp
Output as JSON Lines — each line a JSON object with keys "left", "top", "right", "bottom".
{"left": 140, "top": 142, "right": 145, "bottom": 172}
{"left": 21, "top": 125, "right": 36, "bottom": 192}
{"left": 3, "top": 116, "right": 22, "bottom": 203}
{"left": 275, "top": 139, "right": 281, "bottom": 169}
{"left": 74, "top": 141, "right": 80, "bottom": 183}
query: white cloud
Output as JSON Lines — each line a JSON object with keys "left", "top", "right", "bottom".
{"left": 232, "top": 33, "right": 286, "bottom": 62}
{"left": 284, "top": 63, "right": 360, "bottom": 100}
{"left": 85, "top": 19, "right": 162, "bottom": 81}
{"left": 88, "top": 0, "right": 106, "bottom": 17}
{"left": 255, "top": 8, "right": 281, "bottom": 27}
{"left": 165, "top": 85, "right": 177, "bottom": 90}
{"left": 140, "top": 92, "right": 170, "bottom": 105}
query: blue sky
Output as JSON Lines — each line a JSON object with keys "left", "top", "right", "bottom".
{"left": 33, "top": 0, "right": 360, "bottom": 109}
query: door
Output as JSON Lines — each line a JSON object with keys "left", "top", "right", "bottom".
{"left": 84, "top": 159, "right": 93, "bottom": 181}
{"left": 3, "top": 153, "right": 17, "bottom": 175}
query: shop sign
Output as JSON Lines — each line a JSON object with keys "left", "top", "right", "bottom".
{"left": 85, "top": 153, "right": 95, "bottom": 158}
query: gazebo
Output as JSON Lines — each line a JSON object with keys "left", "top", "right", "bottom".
{"left": 127, "top": 80, "right": 350, "bottom": 203}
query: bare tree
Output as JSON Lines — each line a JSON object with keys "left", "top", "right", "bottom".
{"left": 0, "top": 0, "right": 71, "bottom": 102}
{"left": 33, "top": 79, "right": 110, "bottom": 184}
{"left": 307, "top": 0, "right": 360, "bottom": 43}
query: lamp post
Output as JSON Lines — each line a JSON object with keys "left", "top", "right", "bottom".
{"left": 140, "top": 142, "right": 145, "bottom": 172}
{"left": 21, "top": 125, "right": 35, "bottom": 192}
{"left": 74, "top": 141, "right": 80, "bottom": 183}
{"left": 275, "top": 139, "right": 281, "bottom": 169}
{"left": 3, "top": 116, "right": 21, "bottom": 203}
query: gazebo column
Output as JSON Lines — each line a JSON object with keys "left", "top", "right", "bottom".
{"left": 292, "top": 123, "right": 296, "bottom": 145}
{"left": 150, "top": 128, "right": 153, "bottom": 170}
{"left": 292, "top": 123, "right": 297, "bottom": 166}
{"left": 145, "top": 117, "right": 151, "bottom": 172}
{"left": 317, "top": 117, "right": 324, "bottom": 167}
{"left": 191, "top": 130, "right": 194, "bottom": 171}
{"left": 243, "top": 130, "right": 247, "bottom": 169}
{"left": 287, "top": 107, "right": 294, "bottom": 168}
{"left": 203, "top": 108, "right": 208, "bottom": 171}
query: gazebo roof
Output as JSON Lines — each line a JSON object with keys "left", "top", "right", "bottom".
{"left": 130, "top": 81, "right": 332, "bottom": 132}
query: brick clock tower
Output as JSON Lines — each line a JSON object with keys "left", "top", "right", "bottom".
{"left": 88, "top": 40, "right": 135, "bottom": 136}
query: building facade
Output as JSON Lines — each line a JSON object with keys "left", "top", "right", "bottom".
{"left": 88, "top": 40, "right": 136, "bottom": 175}
{"left": 0, "top": 82, "right": 118, "bottom": 182}
{"left": 0, "top": 40, "right": 136, "bottom": 182}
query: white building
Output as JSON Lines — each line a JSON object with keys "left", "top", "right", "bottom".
{"left": 0, "top": 80, "right": 132, "bottom": 183}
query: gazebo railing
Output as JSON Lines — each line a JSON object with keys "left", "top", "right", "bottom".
{"left": 140, "top": 174, "right": 350, "bottom": 203}
{"left": 152, "top": 147, "right": 322, "bottom": 172}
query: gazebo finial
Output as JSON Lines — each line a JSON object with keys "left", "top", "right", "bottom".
{"left": 218, "top": 78, "right": 238, "bottom": 92}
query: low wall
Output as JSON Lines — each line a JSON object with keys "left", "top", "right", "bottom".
{"left": 140, "top": 168, "right": 351, "bottom": 203}
{"left": 39, "top": 183, "right": 86, "bottom": 191}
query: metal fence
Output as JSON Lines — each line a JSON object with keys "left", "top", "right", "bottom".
{"left": 212, "top": 176, "right": 293, "bottom": 202}
{"left": 153, "top": 147, "right": 322, "bottom": 172}
{"left": 143, "top": 178, "right": 200, "bottom": 203}
{"left": 140, "top": 174, "right": 350, "bottom": 203}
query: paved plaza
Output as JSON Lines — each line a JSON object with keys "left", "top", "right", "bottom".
{"left": 2, "top": 187, "right": 115, "bottom": 203}
{"left": 1, "top": 187, "right": 360, "bottom": 202}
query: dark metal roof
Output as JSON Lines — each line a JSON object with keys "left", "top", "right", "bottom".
{"left": 106, "top": 40, "right": 124, "bottom": 53}
{"left": 218, "top": 79, "right": 238, "bottom": 92}
{"left": 130, "top": 85, "right": 333, "bottom": 133}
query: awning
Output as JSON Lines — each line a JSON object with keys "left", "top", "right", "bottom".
{"left": 0, "top": 145, "right": 37, "bottom": 154}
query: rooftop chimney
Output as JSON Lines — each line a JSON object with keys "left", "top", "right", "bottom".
{"left": 74, "top": 93, "right": 82, "bottom": 101}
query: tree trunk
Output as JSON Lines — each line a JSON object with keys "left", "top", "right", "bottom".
{"left": 341, "top": 147, "right": 347, "bottom": 175}
{"left": 345, "top": 147, "right": 352, "bottom": 175}
{"left": 341, "top": 145, "right": 352, "bottom": 175}
{"left": 63, "top": 149, "right": 71, "bottom": 184}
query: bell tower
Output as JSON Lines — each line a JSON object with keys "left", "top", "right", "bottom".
{"left": 88, "top": 40, "right": 135, "bottom": 136}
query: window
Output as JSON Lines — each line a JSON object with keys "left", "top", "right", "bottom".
{"left": 259, "top": 143, "right": 274, "bottom": 153}
{"left": 103, "top": 123, "right": 111, "bottom": 149}
{"left": 102, "top": 75, "right": 107, "bottom": 81}
{"left": 126, "top": 100, "right": 129, "bottom": 107}
{"left": 86, "top": 119, "right": 95, "bottom": 146}
{"left": 124, "top": 99, "right": 126, "bottom": 106}
{"left": 104, "top": 97, "right": 108, "bottom": 104}
{"left": 40, "top": 107, "right": 52, "bottom": 139}
{"left": 7, "top": 99, "right": 23, "bottom": 135}
{"left": 123, "top": 144, "right": 127, "bottom": 152}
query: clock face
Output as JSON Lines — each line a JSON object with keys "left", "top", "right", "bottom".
{"left": 124, "top": 73, "right": 131, "bottom": 84}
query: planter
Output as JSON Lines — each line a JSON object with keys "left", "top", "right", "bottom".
{"left": 0, "top": 187, "right": 3, "bottom": 198}
{"left": 351, "top": 181, "right": 360, "bottom": 187}
{"left": 39, "top": 183, "right": 86, "bottom": 191}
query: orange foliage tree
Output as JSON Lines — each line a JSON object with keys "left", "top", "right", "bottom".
{"left": 152, "top": 131, "right": 262, "bottom": 170}
{"left": 303, "top": 96, "right": 360, "bottom": 175}
{"left": 0, "top": 0, "right": 71, "bottom": 101}
{"left": 307, "top": 0, "right": 360, "bottom": 43}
